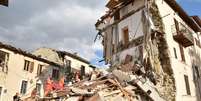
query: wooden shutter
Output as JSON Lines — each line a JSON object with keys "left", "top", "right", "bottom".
{"left": 29, "top": 62, "right": 34, "bottom": 73}
{"left": 37, "top": 65, "right": 43, "bottom": 75}
{"left": 123, "top": 27, "right": 129, "bottom": 46}
{"left": 24, "top": 60, "right": 27, "bottom": 71}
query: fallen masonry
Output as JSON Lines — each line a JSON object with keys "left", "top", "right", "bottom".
{"left": 23, "top": 64, "right": 166, "bottom": 101}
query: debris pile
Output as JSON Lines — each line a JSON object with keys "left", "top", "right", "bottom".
{"left": 23, "top": 63, "right": 167, "bottom": 101}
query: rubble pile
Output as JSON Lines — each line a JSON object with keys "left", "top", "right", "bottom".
{"left": 23, "top": 63, "right": 168, "bottom": 101}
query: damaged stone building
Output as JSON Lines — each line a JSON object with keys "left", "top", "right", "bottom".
{"left": 0, "top": 42, "right": 63, "bottom": 101}
{"left": 95, "top": 0, "right": 201, "bottom": 101}
{"left": 33, "top": 48, "right": 94, "bottom": 82}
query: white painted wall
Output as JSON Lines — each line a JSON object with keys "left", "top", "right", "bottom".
{"left": 156, "top": 0, "right": 200, "bottom": 100}
{"left": 0, "top": 48, "right": 59, "bottom": 101}
{"left": 118, "top": 10, "right": 144, "bottom": 42}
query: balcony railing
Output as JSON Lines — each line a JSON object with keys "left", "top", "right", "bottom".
{"left": 171, "top": 23, "right": 194, "bottom": 47}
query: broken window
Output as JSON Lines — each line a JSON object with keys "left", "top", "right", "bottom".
{"left": 37, "top": 64, "right": 43, "bottom": 75}
{"left": 173, "top": 48, "right": 177, "bottom": 59}
{"left": 20, "top": 80, "right": 28, "bottom": 95}
{"left": 184, "top": 75, "right": 191, "bottom": 95}
{"left": 179, "top": 45, "right": 185, "bottom": 62}
{"left": 0, "top": 50, "right": 9, "bottom": 73}
{"left": 24, "top": 60, "right": 34, "bottom": 73}
{"left": 52, "top": 69, "right": 59, "bottom": 80}
{"left": 122, "top": 27, "right": 129, "bottom": 46}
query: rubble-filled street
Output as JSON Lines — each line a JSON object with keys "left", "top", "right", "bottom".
{"left": 0, "top": 0, "right": 201, "bottom": 101}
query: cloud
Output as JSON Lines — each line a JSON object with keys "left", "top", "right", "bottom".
{"left": 0, "top": 0, "right": 107, "bottom": 63}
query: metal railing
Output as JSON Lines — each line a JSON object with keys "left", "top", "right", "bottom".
{"left": 171, "top": 22, "right": 194, "bottom": 42}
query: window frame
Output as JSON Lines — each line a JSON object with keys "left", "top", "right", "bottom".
{"left": 36, "top": 83, "right": 41, "bottom": 96}
{"left": 184, "top": 75, "right": 191, "bottom": 95}
{"left": 0, "top": 50, "right": 9, "bottom": 73}
{"left": 0, "top": 86, "right": 3, "bottom": 101}
{"left": 173, "top": 47, "right": 178, "bottom": 59}
{"left": 52, "top": 69, "right": 59, "bottom": 80}
{"left": 179, "top": 45, "right": 185, "bottom": 62}
{"left": 122, "top": 27, "right": 129, "bottom": 46}
{"left": 20, "top": 80, "right": 28, "bottom": 95}
{"left": 24, "top": 60, "right": 34, "bottom": 73}
{"left": 37, "top": 64, "right": 43, "bottom": 75}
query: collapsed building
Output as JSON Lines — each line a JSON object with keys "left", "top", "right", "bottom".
{"left": 33, "top": 48, "right": 94, "bottom": 82}
{"left": 95, "top": 0, "right": 201, "bottom": 101}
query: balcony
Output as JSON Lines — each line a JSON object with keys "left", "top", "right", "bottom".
{"left": 172, "top": 23, "right": 194, "bottom": 47}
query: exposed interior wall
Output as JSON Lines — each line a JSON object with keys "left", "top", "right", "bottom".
{"left": 155, "top": 0, "right": 200, "bottom": 100}
{"left": 64, "top": 56, "right": 92, "bottom": 74}
{"left": 143, "top": 0, "right": 176, "bottom": 100}
{"left": 33, "top": 48, "right": 63, "bottom": 65}
{"left": 97, "top": 0, "right": 201, "bottom": 100}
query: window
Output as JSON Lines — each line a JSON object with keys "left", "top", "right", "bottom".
{"left": 179, "top": 45, "right": 185, "bottom": 62}
{"left": 0, "top": 50, "right": 9, "bottom": 73}
{"left": 80, "top": 65, "right": 85, "bottom": 80}
{"left": 184, "top": 75, "right": 191, "bottom": 95}
{"left": 0, "top": 86, "right": 2, "bottom": 101}
{"left": 81, "top": 65, "right": 85, "bottom": 76}
{"left": 36, "top": 83, "right": 41, "bottom": 96}
{"left": 37, "top": 64, "right": 43, "bottom": 75}
{"left": 65, "top": 60, "right": 71, "bottom": 74}
{"left": 195, "top": 38, "right": 201, "bottom": 48}
{"left": 52, "top": 69, "right": 59, "bottom": 79}
{"left": 174, "top": 19, "right": 179, "bottom": 34}
{"left": 139, "top": 45, "right": 143, "bottom": 60}
{"left": 114, "top": 10, "right": 120, "bottom": 21}
{"left": 20, "top": 80, "right": 28, "bottom": 94}
{"left": 122, "top": 27, "right": 129, "bottom": 46}
{"left": 195, "top": 66, "right": 200, "bottom": 78}
{"left": 66, "top": 60, "right": 71, "bottom": 67}
{"left": 24, "top": 60, "right": 34, "bottom": 73}
{"left": 173, "top": 48, "right": 177, "bottom": 59}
